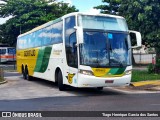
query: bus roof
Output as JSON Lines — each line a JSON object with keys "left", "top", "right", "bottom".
{"left": 18, "top": 12, "right": 125, "bottom": 38}
{"left": 62, "top": 12, "right": 124, "bottom": 19}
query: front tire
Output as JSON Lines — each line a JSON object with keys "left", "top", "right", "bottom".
{"left": 58, "top": 71, "right": 65, "bottom": 91}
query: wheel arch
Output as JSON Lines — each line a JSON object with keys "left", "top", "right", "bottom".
{"left": 55, "top": 66, "right": 63, "bottom": 83}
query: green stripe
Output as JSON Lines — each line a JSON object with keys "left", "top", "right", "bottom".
{"left": 34, "top": 46, "right": 52, "bottom": 73}
{"left": 34, "top": 48, "right": 45, "bottom": 72}
{"left": 115, "top": 68, "right": 126, "bottom": 74}
{"left": 108, "top": 68, "right": 126, "bottom": 75}
{"left": 109, "top": 68, "right": 119, "bottom": 75}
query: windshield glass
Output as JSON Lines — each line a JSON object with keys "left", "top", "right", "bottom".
{"left": 78, "top": 15, "right": 128, "bottom": 32}
{"left": 80, "top": 31, "right": 131, "bottom": 67}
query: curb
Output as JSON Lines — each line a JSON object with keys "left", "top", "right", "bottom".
{"left": 131, "top": 80, "right": 160, "bottom": 87}
{"left": 0, "top": 80, "right": 7, "bottom": 85}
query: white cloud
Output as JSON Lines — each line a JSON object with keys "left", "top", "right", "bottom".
{"left": 0, "top": 16, "right": 12, "bottom": 24}
{"left": 63, "top": 0, "right": 72, "bottom": 5}
{"left": 0, "top": 1, "right": 8, "bottom": 24}
{"left": 39, "top": 32, "right": 61, "bottom": 38}
{"left": 87, "top": 8, "right": 100, "bottom": 14}
{"left": 0, "top": 1, "right": 6, "bottom": 4}
{"left": 58, "top": 0, "right": 72, "bottom": 5}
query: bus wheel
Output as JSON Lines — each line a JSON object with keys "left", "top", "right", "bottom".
{"left": 25, "top": 67, "right": 31, "bottom": 81}
{"left": 22, "top": 67, "right": 26, "bottom": 80}
{"left": 97, "top": 87, "right": 103, "bottom": 91}
{"left": 58, "top": 71, "right": 65, "bottom": 91}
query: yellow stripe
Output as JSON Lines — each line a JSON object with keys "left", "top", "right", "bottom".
{"left": 131, "top": 80, "right": 160, "bottom": 87}
{"left": 91, "top": 68, "right": 125, "bottom": 77}
{"left": 16, "top": 48, "right": 39, "bottom": 75}
{"left": 92, "top": 68, "right": 110, "bottom": 77}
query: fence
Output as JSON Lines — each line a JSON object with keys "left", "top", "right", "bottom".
{"left": 133, "top": 53, "right": 156, "bottom": 65}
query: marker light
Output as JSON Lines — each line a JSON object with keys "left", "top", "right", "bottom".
{"left": 79, "top": 69, "right": 94, "bottom": 76}
{"left": 125, "top": 70, "right": 132, "bottom": 75}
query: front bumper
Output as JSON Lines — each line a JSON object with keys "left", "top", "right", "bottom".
{"left": 77, "top": 74, "right": 131, "bottom": 88}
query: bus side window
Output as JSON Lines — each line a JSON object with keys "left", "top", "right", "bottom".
{"left": 36, "top": 30, "right": 42, "bottom": 47}
{"left": 68, "top": 32, "right": 78, "bottom": 68}
{"left": 0, "top": 49, "right": 6, "bottom": 54}
{"left": 27, "top": 32, "right": 36, "bottom": 48}
{"left": 41, "top": 28, "right": 47, "bottom": 46}
{"left": 65, "top": 16, "right": 76, "bottom": 68}
{"left": 51, "top": 21, "right": 63, "bottom": 44}
{"left": 23, "top": 36, "right": 27, "bottom": 49}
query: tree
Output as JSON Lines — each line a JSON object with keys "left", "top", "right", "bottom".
{"left": 95, "top": 0, "right": 121, "bottom": 14}
{"left": 119, "top": 0, "right": 160, "bottom": 46}
{"left": 0, "top": 0, "right": 78, "bottom": 46}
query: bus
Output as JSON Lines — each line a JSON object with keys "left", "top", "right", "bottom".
{"left": 16, "top": 12, "right": 141, "bottom": 91}
{"left": 0, "top": 47, "right": 16, "bottom": 63}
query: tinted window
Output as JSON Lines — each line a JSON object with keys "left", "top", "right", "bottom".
{"left": 0, "top": 49, "right": 6, "bottom": 54}
{"left": 65, "top": 16, "right": 77, "bottom": 68}
{"left": 66, "top": 32, "right": 78, "bottom": 68}
{"left": 78, "top": 15, "right": 128, "bottom": 31}
{"left": 50, "top": 21, "right": 63, "bottom": 44}
{"left": 39, "top": 21, "right": 63, "bottom": 46}
{"left": 17, "top": 21, "right": 63, "bottom": 50}
{"left": 8, "top": 48, "right": 16, "bottom": 54}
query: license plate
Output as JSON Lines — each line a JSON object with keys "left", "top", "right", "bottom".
{"left": 105, "top": 80, "right": 114, "bottom": 83}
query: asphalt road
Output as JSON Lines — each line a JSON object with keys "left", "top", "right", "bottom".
{"left": 0, "top": 72, "right": 160, "bottom": 120}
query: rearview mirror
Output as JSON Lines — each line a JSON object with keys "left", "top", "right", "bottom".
{"left": 74, "top": 26, "right": 84, "bottom": 44}
{"left": 129, "top": 30, "right": 142, "bottom": 48}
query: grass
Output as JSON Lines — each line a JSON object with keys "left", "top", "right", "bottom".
{"left": 131, "top": 70, "right": 160, "bottom": 82}
{"left": 0, "top": 77, "right": 4, "bottom": 82}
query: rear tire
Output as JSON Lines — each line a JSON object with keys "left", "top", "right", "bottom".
{"left": 22, "top": 67, "right": 26, "bottom": 80}
{"left": 97, "top": 87, "right": 103, "bottom": 91}
{"left": 58, "top": 71, "right": 65, "bottom": 91}
{"left": 25, "top": 67, "right": 31, "bottom": 81}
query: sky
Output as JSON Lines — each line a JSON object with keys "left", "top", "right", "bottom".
{"left": 0, "top": 0, "right": 104, "bottom": 24}
{"left": 60, "top": 0, "right": 103, "bottom": 13}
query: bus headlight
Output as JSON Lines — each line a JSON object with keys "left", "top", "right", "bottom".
{"left": 79, "top": 70, "right": 94, "bottom": 76}
{"left": 125, "top": 70, "right": 132, "bottom": 75}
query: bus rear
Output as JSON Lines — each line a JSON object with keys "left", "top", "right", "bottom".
{"left": 0, "top": 47, "right": 16, "bottom": 63}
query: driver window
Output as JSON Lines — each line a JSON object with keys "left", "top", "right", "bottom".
{"left": 68, "top": 32, "right": 78, "bottom": 68}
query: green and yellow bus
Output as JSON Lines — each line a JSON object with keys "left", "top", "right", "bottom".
{"left": 17, "top": 12, "right": 141, "bottom": 91}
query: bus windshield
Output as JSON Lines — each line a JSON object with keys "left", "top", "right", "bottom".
{"left": 79, "top": 31, "right": 131, "bottom": 67}
{"left": 78, "top": 15, "right": 128, "bottom": 32}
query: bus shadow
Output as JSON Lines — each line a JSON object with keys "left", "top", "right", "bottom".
{"left": 66, "top": 87, "right": 124, "bottom": 96}
{"left": 28, "top": 77, "right": 124, "bottom": 96}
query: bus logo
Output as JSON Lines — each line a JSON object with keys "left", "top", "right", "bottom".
{"left": 24, "top": 50, "right": 36, "bottom": 57}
